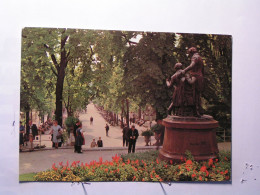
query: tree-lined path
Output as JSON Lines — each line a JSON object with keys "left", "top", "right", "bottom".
{"left": 80, "top": 103, "right": 152, "bottom": 148}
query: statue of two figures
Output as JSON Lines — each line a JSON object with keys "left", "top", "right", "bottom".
{"left": 167, "top": 47, "right": 204, "bottom": 117}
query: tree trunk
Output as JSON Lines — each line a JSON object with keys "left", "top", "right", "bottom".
{"left": 126, "top": 99, "right": 129, "bottom": 128}
{"left": 26, "top": 110, "right": 29, "bottom": 132}
{"left": 54, "top": 33, "right": 69, "bottom": 126}
{"left": 138, "top": 106, "right": 141, "bottom": 119}
{"left": 114, "top": 113, "right": 116, "bottom": 123}
{"left": 121, "top": 107, "right": 124, "bottom": 128}
{"left": 55, "top": 67, "right": 65, "bottom": 126}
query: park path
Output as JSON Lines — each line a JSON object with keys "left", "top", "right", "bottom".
{"left": 19, "top": 149, "right": 129, "bottom": 174}
{"left": 79, "top": 103, "right": 152, "bottom": 148}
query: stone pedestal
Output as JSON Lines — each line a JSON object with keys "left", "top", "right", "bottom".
{"left": 159, "top": 115, "right": 219, "bottom": 162}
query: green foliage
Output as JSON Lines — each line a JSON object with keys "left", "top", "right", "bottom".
{"left": 21, "top": 28, "right": 97, "bottom": 123}
{"left": 65, "top": 116, "right": 78, "bottom": 128}
{"left": 121, "top": 150, "right": 159, "bottom": 162}
{"left": 21, "top": 28, "right": 55, "bottom": 116}
{"left": 185, "top": 150, "right": 194, "bottom": 161}
{"left": 123, "top": 32, "right": 177, "bottom": 120}
{"left": 218, "top": 150, "right": 231, "bottom": 162}
{"left": 151, "top": 124, "right": 164, "bottom": 133}
{"left": 62, "top": 130, "right": 69, "bottom": 143}
{"left": 141, "top": 130, "right": 154, "bottom": 136}
{"left": 21, "top": 28, "right": 231, "bottom": 131}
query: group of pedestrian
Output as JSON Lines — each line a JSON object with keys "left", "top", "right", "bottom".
{"left": 90, "top": 137, "right": 103, "bottom": 148}
{"left": 20, "top": 113, "right": 140, "bottom": 154}
{"left": 122, "top": 124, "right": 139, "bottom": 153}
{"left": 20, "top": 118, "right": 69, "bottom": 152}
{"left": 19, "top": 120, "right": 39, "bottom": 152}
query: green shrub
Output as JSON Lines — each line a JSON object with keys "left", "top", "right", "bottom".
{"left": 185, "top": 150, "right": 194, "bottom": 161}
{"left": 121, "top": 150, "right": 159, "bottom": 162}
{"left": 151, "top": 124, "right": 164, "bottom": 133}
{"left": 62, "top": 131, "right": 69, "bottom": 143}
{"left": 141, "top": 130, "right": 154, "bottom": 136}
{"left": 65, "top": 116, "right": 78, "bottom": 128}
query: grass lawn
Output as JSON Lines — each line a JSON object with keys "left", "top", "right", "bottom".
{"left": 19, "top": 173, "right": 37, "bottom": 182}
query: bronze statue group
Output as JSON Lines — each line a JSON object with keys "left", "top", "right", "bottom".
{"left": 167, "top": 47, "right": 204, "bottom": 117}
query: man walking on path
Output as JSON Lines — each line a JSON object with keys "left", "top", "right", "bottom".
{"left": 90, "top": 116, "right": 93, "bottom": 125}
{"left": 122, "top": 124, "right": 129, "bottom": 147}
{"left": 128, "top": 125, "right": 139, "bottom": 153}
{"left": 105, "top": 124, "right": 109, "bottom": 136}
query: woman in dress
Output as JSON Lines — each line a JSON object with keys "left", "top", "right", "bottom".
{"left": 50, "top": 120, "right": 62, "bottom": 149}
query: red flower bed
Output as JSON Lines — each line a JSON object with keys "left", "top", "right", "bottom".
{"left": 34, "top": 153, "right": 231, "bottom": 182}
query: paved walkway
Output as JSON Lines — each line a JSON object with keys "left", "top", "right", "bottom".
{"left": 80, "top": 103, "right": 154, "bottom": 148}
{"left": 20, "top": 149, "right": 126, "bottom": 174}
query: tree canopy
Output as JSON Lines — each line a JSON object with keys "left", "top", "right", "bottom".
{"left": 21, "top": 28, "right": 231, "bottom": 130}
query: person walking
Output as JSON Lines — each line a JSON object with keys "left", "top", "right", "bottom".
{"left": 122, "top": 124, "right": 129, "bottom": 147}
{"left": 49, "top": 120, "right": 62, "bottom": 149}
{"left": 90, "top": 116, "right": 93, "bottom": 125}
{"left": 127, "top": 125, "right": 139, "bottom": 153}
{"left": 105, "top": 124, "right": 109, "bottom": 136}
{"left": 75, "top": 122, "right": 84, "bottom": 153}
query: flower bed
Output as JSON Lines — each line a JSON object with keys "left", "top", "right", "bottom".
{"left": 34, "top": 151, "right": 231, "bottom": 182}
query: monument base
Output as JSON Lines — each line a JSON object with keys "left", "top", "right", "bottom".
{"left": 159, "top": 115, "right": 219, "bottom": 162}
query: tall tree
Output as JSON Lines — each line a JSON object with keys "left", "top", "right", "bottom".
{"left": 123, "top": 32, "right": 177, "bottom": 120}
{"left": 21, "top": 29, "right": 55, "bottom": 124}
{"left": 22, "top": 28, "right": 96, "bottom": 125}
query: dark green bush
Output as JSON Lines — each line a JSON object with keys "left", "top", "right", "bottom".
{"left": 65, "top": 116, "right": 78, "bottom": 128}
{"left": 151, "top": 124, "right": 164, "bottom": 133}
{"left": 121, "top": 150, "right": 159, "bottom": 162}
{"left": 141, "top": 130, "right": 154, "bottom": 136}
